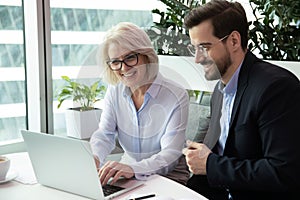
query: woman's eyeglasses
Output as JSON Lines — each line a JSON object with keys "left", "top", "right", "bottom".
{"left": 106, "top": 53, "right": 139, "bottom": 71}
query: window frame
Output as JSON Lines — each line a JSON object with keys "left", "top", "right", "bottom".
{"left": 0, "top": 0, "right": 52, "bottom": 154}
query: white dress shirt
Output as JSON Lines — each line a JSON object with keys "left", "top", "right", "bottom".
{"left": 90, "top": 73, "right": 189, "bottom": 180}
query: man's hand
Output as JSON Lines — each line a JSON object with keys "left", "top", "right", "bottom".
{"left": 182, "top": 140, "right": 212, "bottom": 175}
{"left": 98, "top": 161, "right": 134, "bottom": 185}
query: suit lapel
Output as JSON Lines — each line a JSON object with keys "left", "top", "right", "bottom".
{"left": 229, "top": 51, "right": 256, "bottom": 128}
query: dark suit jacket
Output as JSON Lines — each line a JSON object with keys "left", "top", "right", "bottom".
{"left": 202, "top": 51, "right": 300, "bottom": 199}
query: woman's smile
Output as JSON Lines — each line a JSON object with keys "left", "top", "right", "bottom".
{"left": 121, "top": 70, "right": 137, "bottom": 78}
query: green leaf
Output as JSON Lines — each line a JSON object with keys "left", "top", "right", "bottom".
{"left": 248, "top": 0, "right": 299, "bottom": 60}
{"left": 55, "top": 76, "right": 106, "bottom": 110}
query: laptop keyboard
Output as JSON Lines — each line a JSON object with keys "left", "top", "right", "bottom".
{"left": 102, "top": 184, "right": 125, "bottom": 197}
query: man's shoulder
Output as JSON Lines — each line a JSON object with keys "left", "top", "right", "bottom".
{"left": 241, "top": 53, "right": 297, "bottom": 88}
{"left": 244, "top": 52, "right": 297, "bottom": 80}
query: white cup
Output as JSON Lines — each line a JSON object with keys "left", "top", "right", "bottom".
{"left": 0, "top": 156, "right": 10, "bottom": 181}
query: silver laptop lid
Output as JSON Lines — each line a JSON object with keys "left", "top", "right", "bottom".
{"left": 21, "top": 130, "right": 103, "bottom": 199}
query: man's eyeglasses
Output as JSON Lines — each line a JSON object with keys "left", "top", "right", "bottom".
{"left": 106, "top": 53, "right": 139, "bottom": 71}
{"left": 187, "top": 35, "right": 229, "bottom": 57}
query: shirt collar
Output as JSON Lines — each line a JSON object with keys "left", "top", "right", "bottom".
{"left": 122, "top": 73, "right": 163, "bottom": 99}
{"left": 218, "top": 60, "right": 243, "bottom": 95}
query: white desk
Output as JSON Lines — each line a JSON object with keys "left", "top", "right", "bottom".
{"left": 0, "top": 152, "right": 207, "bottom": 200}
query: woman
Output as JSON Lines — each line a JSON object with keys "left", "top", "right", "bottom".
{"left": 90, "top": 22, "right": 189, "bottom": 186}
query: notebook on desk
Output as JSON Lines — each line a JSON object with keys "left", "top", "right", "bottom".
{"left": 21, "top": 130, "right": 143, "bottom": 200}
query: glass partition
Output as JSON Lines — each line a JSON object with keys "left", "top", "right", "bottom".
{"left": 0, "top": 1, "right": 26, "bottom": 143}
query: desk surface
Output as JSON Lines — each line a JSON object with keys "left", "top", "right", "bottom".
{"left": 0, "top": 152, "right": 207, "bottom": 200}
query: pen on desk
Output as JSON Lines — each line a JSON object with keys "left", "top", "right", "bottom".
{"left": 128, "top": 194, "right": 156, "bottom": 200}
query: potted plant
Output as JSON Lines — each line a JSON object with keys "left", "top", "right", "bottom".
{"left": 56, "top": 75, "right": 106, "bottom": 139}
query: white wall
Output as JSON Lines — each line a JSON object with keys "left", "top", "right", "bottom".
{"left": 159, "top": 56, "right": 300, "bottom": 92}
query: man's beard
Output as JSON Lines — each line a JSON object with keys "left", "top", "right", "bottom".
{"left": 203, "top": 50, "right": 231, "bottom": 81}
{"left": 216, "top": 53, "right": 231, "bottom": 78}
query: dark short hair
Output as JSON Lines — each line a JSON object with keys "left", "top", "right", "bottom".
{"left": 184, "top": 0, "right": 248, "bottom": 50}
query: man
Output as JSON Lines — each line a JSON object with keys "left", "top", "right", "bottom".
{"left": 182, "top": 0, "right": 300, "bottom": 199}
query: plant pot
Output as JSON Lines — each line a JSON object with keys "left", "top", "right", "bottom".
{"left": 65, "top": 108, "right": 102, "bottom": 139}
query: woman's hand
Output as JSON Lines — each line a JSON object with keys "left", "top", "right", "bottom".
{"left": 93, "top": 155, "right": 100, "bottom": 168}
{"left": 98, "top": 161, "right": 134, "bottom": 185}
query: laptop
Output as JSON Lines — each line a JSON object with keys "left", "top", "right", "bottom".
{"left": 21, "top": 130, "right": 143, "bottom": 200}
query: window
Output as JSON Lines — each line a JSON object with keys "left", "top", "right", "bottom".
{"left": 0, "top": 1, "right": 26, "bottom": 144}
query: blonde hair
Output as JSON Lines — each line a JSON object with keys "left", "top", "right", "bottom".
{"left": 100, "top": 22, "right": 159, "bottom": 85}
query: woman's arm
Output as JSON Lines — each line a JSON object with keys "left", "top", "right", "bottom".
{"left": 90, "top": 86, "right": 118, "bottom": 165}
